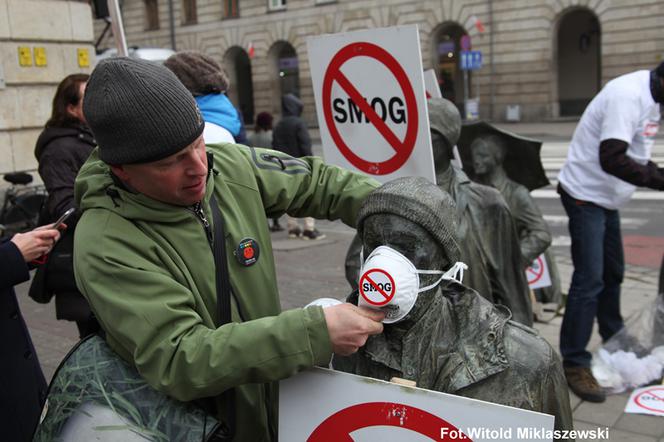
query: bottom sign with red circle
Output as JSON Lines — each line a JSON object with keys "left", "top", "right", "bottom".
{"left": 279, "top": 367, "right": 555, "bottom": 441}
{"left": 625, "top": 386, "right": 664, "bottom": 416}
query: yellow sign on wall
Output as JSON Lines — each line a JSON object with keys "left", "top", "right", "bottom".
{"left": 77, "top": 48, "right": 90, "bottom": 68}
{"left": 34, "top": 47, "right": 47, "bottom": 67}
{"left": 18, "top": 46, "right": 32, "bottom": 66}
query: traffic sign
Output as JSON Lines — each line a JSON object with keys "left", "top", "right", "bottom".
{"left": 460, "top": 50, "right": 482, "bottom": 71}
{"left": 279, "top": 367, "right": 555, "bottom": 441}
{"left": 307, "top": 25, "right": 435, "bottom": 183}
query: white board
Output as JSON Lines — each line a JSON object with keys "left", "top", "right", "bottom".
{"left": 307, "top": 25, "right": 435, "bottom": 184}
{"left": 280, "top": 367, "right": 554, "bottom": 441}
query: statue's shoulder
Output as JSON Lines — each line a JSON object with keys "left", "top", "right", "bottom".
{"left": 503, "top": 320, "right": 556, "bottom": 370}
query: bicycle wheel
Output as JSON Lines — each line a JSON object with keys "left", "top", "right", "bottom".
{"left": 2, "top": 192, "right": 46, "bottom": 235}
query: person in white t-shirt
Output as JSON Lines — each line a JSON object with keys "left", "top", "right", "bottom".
{"left": 557, "top": 62, "right": 664, "bottom": 403}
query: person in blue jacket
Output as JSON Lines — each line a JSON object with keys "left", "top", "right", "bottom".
{"left": 165, "top": 51, "right": 248, "bottom": 145}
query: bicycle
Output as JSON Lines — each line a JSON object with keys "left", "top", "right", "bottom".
{"left": 0, "top": 171, "right": 47, "bottom": 237}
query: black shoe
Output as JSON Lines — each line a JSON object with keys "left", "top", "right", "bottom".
{"left": 564, "top": 366, "right": 606, "bottom": 403}
{"left": 269, "top": 223, "right": 284, "bottom": 232}
{"left": 288, "top": 227, "right": 302, "bottom": 238}
{"left": 302, "top": 229, "right": 326, "bottom": 240}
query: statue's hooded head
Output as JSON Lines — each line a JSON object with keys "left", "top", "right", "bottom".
{"left": 428, "top": 98, "right": 461, "bottom": 173}
{"left": 357, "top": 176, "right": 460, "bottom": 279}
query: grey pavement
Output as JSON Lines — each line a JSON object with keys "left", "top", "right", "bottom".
{"left": 12, "top": 120, "right": 664, "bottom": 441}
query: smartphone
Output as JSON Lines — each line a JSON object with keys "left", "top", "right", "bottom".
{"left": 53, "top": 207, "right": 75, "bottom": 230}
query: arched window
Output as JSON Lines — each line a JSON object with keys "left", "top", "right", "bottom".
{"left": 432, "top": 23, "right": 469, "bottom": 116}
{"left": 557, "top": 9, "right": 601, "bottom": 116}
{"left": 223, "top": 47, "right": 255, "bottom": 124}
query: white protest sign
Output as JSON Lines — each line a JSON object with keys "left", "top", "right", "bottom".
{"left": 423, "top": 69, "right": 442, "bottom": 99}
{"left": 526, "top": 254, "right": 552, "bottom": 289}
{"left": 625, "top": 386, "right": 664, "bottom": 417}
{"left": 307, "top": 25, "right": 435, "bottom": 183}
{"left": 280, "top": 367, "right": 554, "bottom": 441}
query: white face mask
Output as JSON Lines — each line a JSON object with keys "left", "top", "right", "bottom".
{"left": 358, "top": 246, "right": 467, "bottom": 324}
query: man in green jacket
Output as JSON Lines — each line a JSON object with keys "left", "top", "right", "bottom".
{"left": 74, "top": 57, "right": 384, "bottom": 441}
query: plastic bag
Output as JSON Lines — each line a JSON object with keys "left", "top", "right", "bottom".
{"left": 592, "top": 293, "right": 664, "bottom": 393}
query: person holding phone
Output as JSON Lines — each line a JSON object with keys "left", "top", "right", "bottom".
{"left": 33, "top": 73, "right": 99, "bottom": 338}
{"left": 1, "top": 224, "right": 60, "bottom": 441}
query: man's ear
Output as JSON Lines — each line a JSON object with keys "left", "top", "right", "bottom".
{"left": 110, "top": 164, "right": 130, "bottom": 182}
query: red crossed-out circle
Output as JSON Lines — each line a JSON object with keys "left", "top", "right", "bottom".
{"left": 634, "top": 387, "right": 664, "bottom": 413}
{"left": 359, "top": 269, "right": 396, "bottom": 306}
{"left": 526, "top": 256, "right": 544, "bottom": 285}
{"left": 308, "top": 402, "right": 470, "bottom": 441}
{"left": 322, "top": 42, "right": 419, "bottom": 176}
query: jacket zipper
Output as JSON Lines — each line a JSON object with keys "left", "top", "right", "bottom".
{"left": 189, "top": 202, "right": 213, "bottom": 246}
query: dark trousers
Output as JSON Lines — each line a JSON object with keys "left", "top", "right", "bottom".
{"left": 559, "top": 190, "right": 625, "bottom": 367}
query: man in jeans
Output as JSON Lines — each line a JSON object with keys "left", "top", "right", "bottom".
{"left": 557, "top": 61, "right": 664, "bottom": 402}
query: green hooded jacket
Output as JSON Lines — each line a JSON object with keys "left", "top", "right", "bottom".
{"left": 73, "top": 143, "right": 379, "bottom": 441}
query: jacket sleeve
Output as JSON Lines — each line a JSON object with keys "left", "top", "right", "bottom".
{"left": 74, "top": 217, "right": 333, "bottom": 402}
{"left": 243, "top": 147, "right": 380, "bottom": 228}
{"left": 511, "top": 186, "right": 552, "bottom": 265}
{"left": 0, "top": 239, "right": 29, "bottom": 290}
{"left": 599, "top": 138, "right": 664, "bottom": 190}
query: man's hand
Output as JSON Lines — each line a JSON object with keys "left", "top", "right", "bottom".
{"left": 323, "top": 303, "right": 385, "bottom": 356}
{"left": 11, "top": 227, "right": 61, "bottom": 262}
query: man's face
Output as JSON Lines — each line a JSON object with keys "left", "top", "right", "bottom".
{"left": 362, "top": 214, "right": 446, "bottom": 270}
{"left": 471, "top": 139, "right": 498, "bottom": 176}
{"left": 111, "top": 135, "right": 208, "bottom": 206}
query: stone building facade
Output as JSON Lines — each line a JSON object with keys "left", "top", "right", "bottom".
{"left": 0, "top": 0, "right": 93, "bottom": 178}
{"left": 94, "top": 0, "right": 664, "bottom": 126}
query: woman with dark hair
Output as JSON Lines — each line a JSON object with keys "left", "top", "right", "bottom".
{"left": 33, "top": 73, "right": 99, "bottom": 338}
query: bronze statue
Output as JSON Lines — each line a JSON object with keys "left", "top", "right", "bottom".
{"left": 428, "top": 98, "right": 532, "bottom": 325}
{"left": 333, "top": 177, "right": 573, "bottom": 435}
{"left": 346, "top": 99, "right": 533, "bottom": 325}
{"left": 464, "top": 126, "right": 562, "bottom": 307}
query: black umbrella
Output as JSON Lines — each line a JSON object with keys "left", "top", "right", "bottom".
{"left": 457, "top": 121, "right": 550, "bottom": 191}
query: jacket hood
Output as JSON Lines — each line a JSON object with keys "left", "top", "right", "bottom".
{"left": 35, "top": 125, "right": 94, "bottom": 161}
{"left": 74, "top": 147, "right": 215, "bottom": 224}
{"left": 281, "top": 94, "right": 303, "bottom": 117}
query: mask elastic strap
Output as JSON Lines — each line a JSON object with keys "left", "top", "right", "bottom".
{"left": 418, "top": 270, "right": 446, "bottom": 293}
{"left": 442, "top": 262, "right": 468, "bottom": 283}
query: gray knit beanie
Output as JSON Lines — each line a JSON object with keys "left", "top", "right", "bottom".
{"left": 428, "top": 97, "right": 462, "bottom": 147}
{"left": 357, "top": 177, "right": 461, "bottom": 263}
{"left": 164, "top": 51, "right": 230, "bottom": 96}
{"left": 83, "top": 57, "right": 204, "bottom": 165}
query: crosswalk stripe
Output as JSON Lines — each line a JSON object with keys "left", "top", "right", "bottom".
{"left": 543, "top": 214, "right": 647, "bottom": 228}
{"left": 532, "top": 188, "right": 664, "bottom": 200}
